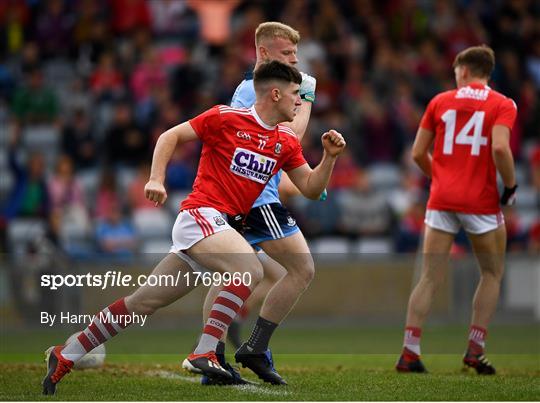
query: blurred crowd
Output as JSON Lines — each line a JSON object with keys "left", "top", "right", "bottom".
{"left": 1, "top": 0, "right": 539, "bottom": 262}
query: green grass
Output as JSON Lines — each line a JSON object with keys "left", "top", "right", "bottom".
{"left": 1, "top": 325, "right": 539, "bottom": 401}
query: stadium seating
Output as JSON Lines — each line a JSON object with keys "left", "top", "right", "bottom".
{"left": 133, "top": 209, "right": 171, "bottom": 239}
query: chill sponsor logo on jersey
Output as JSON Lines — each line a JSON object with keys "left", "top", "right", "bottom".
{"left": 230, "top": 147, "right": 276, "bottom": 184}
{"left": 456, "top": 86, "right": 490, "bottom": 100}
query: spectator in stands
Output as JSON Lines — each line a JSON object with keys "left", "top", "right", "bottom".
{"left": 529, "top": 221, "right": 540, "bottom": 254}
{"left": 48, "top": 155, "right": 89, "bottom": 236}
{"left": 336, "top": 168, "right": 394, "bottom": 239}
{"left": 35, "top": 0, "right": 74, "bottom": 59}
{"left": 104, "top": 101, "right": 149, "bottom": 166}
{"left": 11, "top": 66, "right": 59, "bottom": 125}
{"left": 361, "top": 96, "right": 401, "bottom": 164}
{"left": 0, "top": 0, "right": 30, "bottom": 56}
{"left": 60, "top": 108, "right": 97, "bottom": 170}
{"left": 527, "top": 145, "right": 540, "bottom": 253}
{"left": 89, "top": 52, "right": 125, "bottom": 102}
{"left": 18, "top": 42, "right": 41, "bottom": 77}
{"left": 128, "top": 161, "right": 156, "bottom": 211}
{"left": 328, "top": 149, "right": 361, "bottom": 190}
{"left": 2, "top": 135, "right": 50, "bottom": 221}
{"left": 75, "top": 19, "right": 111, "bottom": 73}
{"left": 149, "top": 0, "right": 197, "bottom": 41}
{"left": 169, "top": 48, "right": 205, "bottom": 115}
{"left": 130, "top": 47, "right": 167, "bottom": 103}
{"left": 503, "top": 208, "right": 528, "bottom": 251}
{"left": 394, "top": 196, "right": 425, "bottom": 253}
{"left": 165, "top": 148, "right": 196, "bottom": 191}
{"left": 73, "top": 0, "right": 100, "bottom": 47}
{"left": 94, "top": 169, "right": 121, "bottom": 220}
{"left": 108, "top": 0, "right": 151, "bottom": 35}
{"left": 95, "top": 203, "right": 137, "bottom": 258}
{"left": 526, "top": 36, "right": 540, "bottom": 88}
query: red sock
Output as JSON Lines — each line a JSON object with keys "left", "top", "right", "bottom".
{"left": 403, "top": 326, "right": 422, "bottom": 357}
{"left": 194, "top": 283, "right": 251, "bottom": 355}
{"left": 61, "top": 298, "right": 130, "bottom": 362}
{"left": 468, "top": 325, "right": 487, "bottom": 351}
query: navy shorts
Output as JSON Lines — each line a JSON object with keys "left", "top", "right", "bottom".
{"left": 243, "top": 203, "right": 300, "bottom": 246}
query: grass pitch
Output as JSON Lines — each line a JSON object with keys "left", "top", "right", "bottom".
{"left": 1, "top": 325, "right": 539, "bottom": 401}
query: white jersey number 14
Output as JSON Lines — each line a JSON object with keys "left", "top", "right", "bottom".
{"left": 441, "top": 109, "right": 487, "bottom": 156}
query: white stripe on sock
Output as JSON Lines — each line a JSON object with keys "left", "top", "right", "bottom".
{"left": 218, "top": 290, "right": 244, "bottom": 307}
{"left": 212, "top": 303, "right": 237, "bottom": 319}
{"left": 103, "top": 307, "right": 123, "bottom": 332}
{"left": 95, "top": 319, "right": 112, "bottom": 339}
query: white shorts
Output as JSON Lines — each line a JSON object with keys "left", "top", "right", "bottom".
{"left": 169, "top": 207, "right": 233, "bottom": 273}
{"left": 425, "top": 209, "right": 504, "bottom": 235}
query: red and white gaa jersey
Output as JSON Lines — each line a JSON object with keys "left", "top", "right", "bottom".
{"left": 181, "top": 105, "right": 306, "bottom": 215}
{"left": 420, "top": 83, "right": 517, "bottom": 214}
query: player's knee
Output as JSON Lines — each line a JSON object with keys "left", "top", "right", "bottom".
{"left": 289, "top": 258, "right": 315, "bottom": 290}
{"left": 298, "top": 261, "right": 315, "bottom": 289}
{"left": 247, "top": 262, "right": 264, "bottom": 285}
{"left": 480, "top": 266, "right": 504, "bottom": 282}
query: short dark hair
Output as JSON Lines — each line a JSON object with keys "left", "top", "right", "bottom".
{"left": 453, "top": 45, "right": 495, "bottom": 78}
{"left": 253, "top": 60, "right": 302, "bottom": 90}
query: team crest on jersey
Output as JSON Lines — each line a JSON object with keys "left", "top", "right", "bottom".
{"left": 274, "top": 142, "right": 282, "bottom": 155}
{"left": 286, "top": 216, "right": 296, "bottom": 227}
{"left": 213, "top": 216, "right": 226, "bottom": 226}
{"left": 230, "top": 147, "right": 277, "bottom": 184}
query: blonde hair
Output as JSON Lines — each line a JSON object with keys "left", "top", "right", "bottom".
{"left": 255, "top": 22, "right": 300, "bottom": 46}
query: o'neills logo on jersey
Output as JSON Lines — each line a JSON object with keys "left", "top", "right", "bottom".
{"left": 230, "top": 147, "right": 277, "bottom": 184}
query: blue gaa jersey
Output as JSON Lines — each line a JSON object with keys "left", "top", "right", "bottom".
{"left": 230, "top": 72, "right": 282, "bottom": 208}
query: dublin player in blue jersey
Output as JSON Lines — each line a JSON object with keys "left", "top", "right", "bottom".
{"left": 183, "top": 22, "right": 319, "bottom": 385}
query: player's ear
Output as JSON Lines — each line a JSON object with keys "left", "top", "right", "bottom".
{"left": 259, "top": 45, "right": 269, "bottom": 61}
{"left": 461, "top": 65, "right": 469, "bottom": 79}
{"left": 271, "top": 87, "right": 281, "bottom": 102}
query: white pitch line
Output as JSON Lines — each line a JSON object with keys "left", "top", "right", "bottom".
{"left": 146, "top": 370, "right": 199, "bottom": 383}
{"left": 146, "top": 370, "right": 290, "bottom": 397}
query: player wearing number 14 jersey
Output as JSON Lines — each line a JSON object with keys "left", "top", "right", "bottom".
{"left": 396, "top": 45, "right": 517, "bottom": 374}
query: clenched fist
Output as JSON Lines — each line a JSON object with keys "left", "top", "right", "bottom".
{"left": 321, "top": 130, "right": 346, "bottom": 157}
{"left": 144, "top": 180, "right": 167, "bottom": 207}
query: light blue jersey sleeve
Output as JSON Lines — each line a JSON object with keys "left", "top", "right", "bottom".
{"left": 230, "top": 79, "right": 256, "bottom": 108}
{"left": 231, "top": 77, "right": 282, "bottom": 208}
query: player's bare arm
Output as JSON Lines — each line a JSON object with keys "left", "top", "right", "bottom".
{"left": 145, "top": 122, "right": 199, "bottom": 206}
{"left": 281, "top": 72, "right": 316, "bottom": 140}
{"left": 278, "top": 170, "right": 302, "bottom": 198}
{"left": 492, "top": 124, "right": 516, "bottom": 188}
{"left": 282, "top": 100, "right": 312, "bottom": 141}
{"left": 279, "top": 101, "right": 312, "bottom": 198}
{"left": 411, "top": 127, "right": 435, "bottom": 178}
{"left": 287, "top": 130, "right": 346, "bottom": 199}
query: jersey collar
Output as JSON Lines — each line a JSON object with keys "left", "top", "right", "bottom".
{"left": 250, "top": 106, "right": 276, "bottom": 130}
{"left": 467, "top": 82, "right": 490, "bottom": 90}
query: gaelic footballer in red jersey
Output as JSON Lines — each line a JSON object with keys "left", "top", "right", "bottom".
{"left": 397, "top": 45, "right": 517, "bottom": 375}
{"left": 42, "top": 60, "right": 346, "bottom": 394}
{"left": 419, "top": 80, "right": 517, "bottom": 214}
{"left": 182, "top": 104, "right": 306, "bottom": 216}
